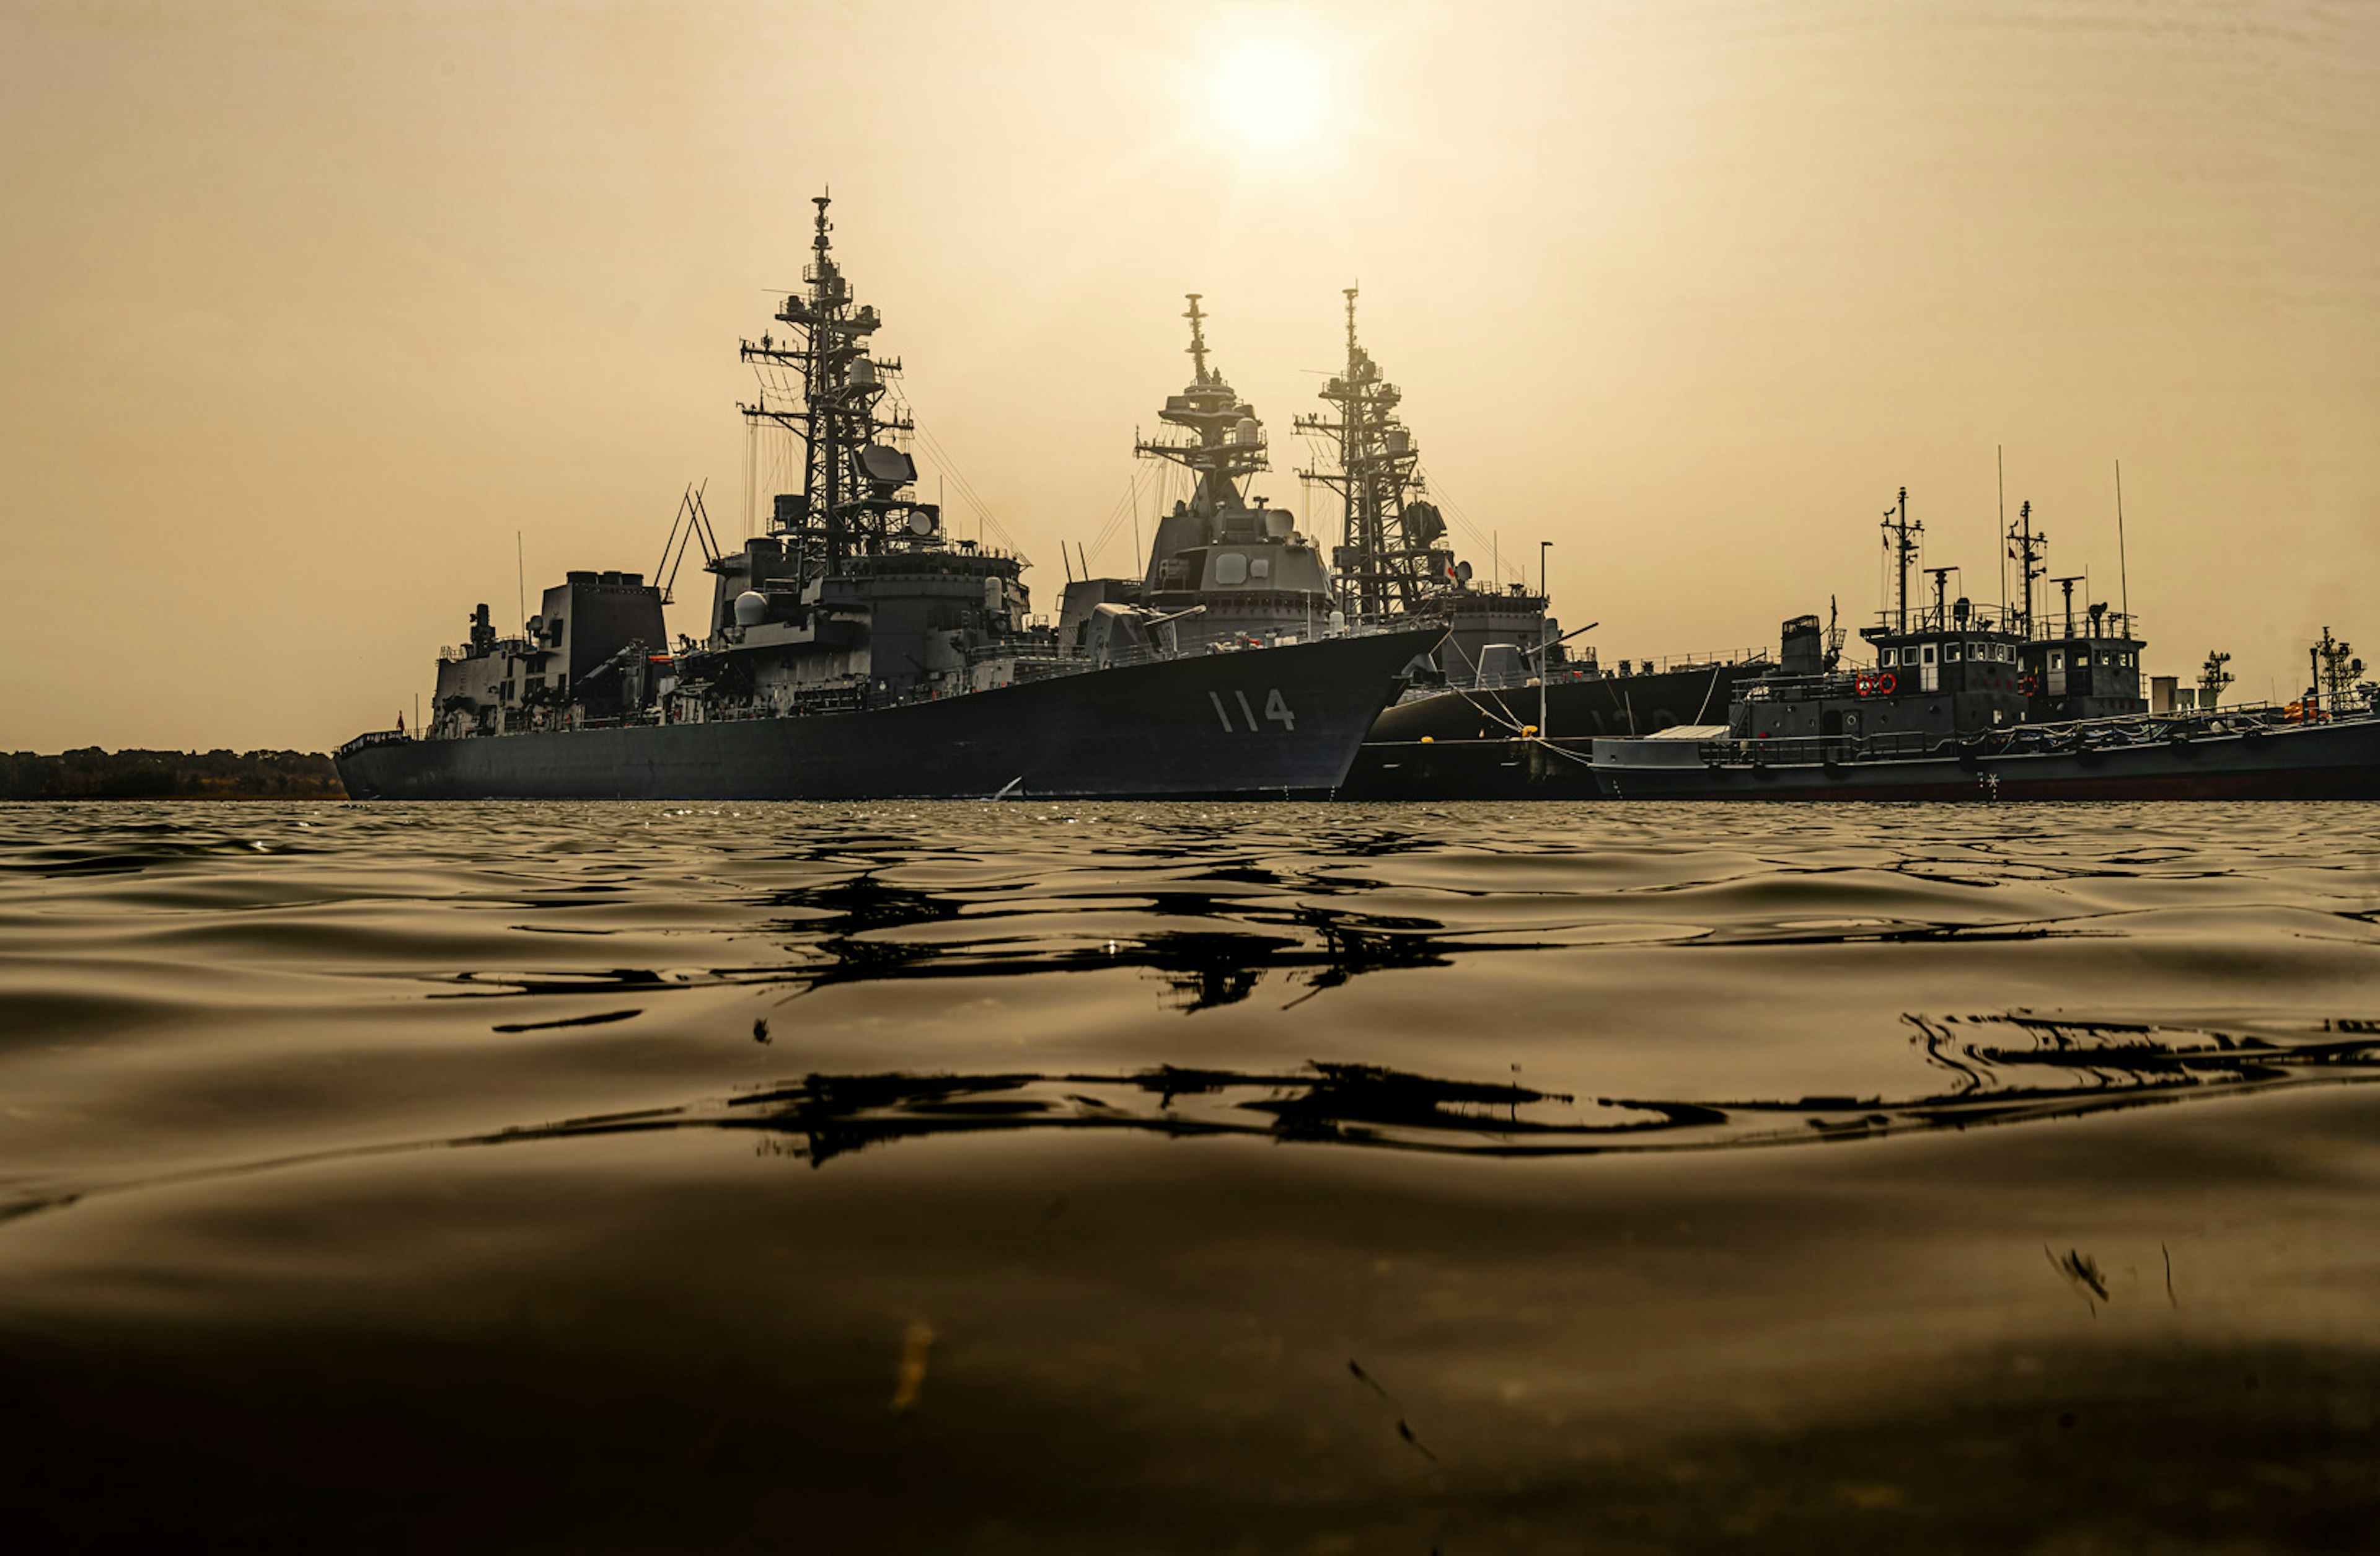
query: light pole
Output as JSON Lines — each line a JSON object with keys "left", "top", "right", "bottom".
{"left": 1537, "top": 540, "right": 1553, "bottom": 741}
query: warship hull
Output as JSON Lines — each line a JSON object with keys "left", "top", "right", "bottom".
{"left": 1338, "top": 663, "right": 1766, "bottom": 799}
{"left": 1589, "top": 717, "right": 2380, "bottom": 801}
{"left": 338, "top": 629, "right": 1440, "bottom": 801}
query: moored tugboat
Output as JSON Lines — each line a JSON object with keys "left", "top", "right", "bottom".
{"left": 337, "top": 197, "right": 1441, "bottom": 802}
{"left": 1588, "top": 491, "right": 2380, "bottom": 800}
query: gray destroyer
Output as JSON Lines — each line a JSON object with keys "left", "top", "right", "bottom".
{"left": 1049, "top": 289, "right": 1770, "bottom": 799}
{"left": 337, "top": 197, "right": 1440, "bottom": 801}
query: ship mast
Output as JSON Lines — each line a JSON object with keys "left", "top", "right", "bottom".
{"left": 736, "top": 193, "right": 924, "bottom": 572}
{"left": 1880, "top": 486, "right": 1922, "bottom": 635}
{"left": 1184, "top": 291, "right": 1212, "bottom": 384}
{"left": 2006, "top": 499, "right": 2046, "bottom": 637}
{"left": 1294, "top": 288, "right": 1450, "bottom": 620}
{"left": 1134, "top": 294, "right": 1271, "bottom": 552}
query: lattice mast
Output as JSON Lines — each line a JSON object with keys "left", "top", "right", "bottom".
{"left": 2199, "top": 650, "right": 2235, "bottom": 709}
{"left": 735, "top": 193, "right": 926, "bottom": 570}
{"left": 1295, "top": 288, "right": 1450, "bottom": 620}
{"left": 2316, "top": 627, "right": 2364, "bottom": 704}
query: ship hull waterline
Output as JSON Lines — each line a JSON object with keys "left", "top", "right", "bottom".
{"left": 1589, "top": 717, "right": 2380, "bottom": 801}
{"left": 1340, "top": 662, "right": 1768, "bottom": 800}
{"left": 337, "top": 628, "right": 1444, "bottom": 802}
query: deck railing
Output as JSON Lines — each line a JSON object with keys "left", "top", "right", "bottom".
{"left": 1867, "top": 605, "right": 2142, "bottom": 644}
{"left": 387, "top": 620, "right": 1437, "bottom": 742}
{"left": 1447, "top": 650, "right": 1770, "bottom": 694}
{"left": 1686, "top": 699, "right": 2359, "bottom": 768}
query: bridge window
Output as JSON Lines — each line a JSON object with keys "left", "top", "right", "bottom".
{"left": 1880, "top": 648, "right": 1897, "bottom": 667}
{"left": 1921, "top": 643, "right": 1937, "bottom": 665}
{"left": 1249, "top": 555, "right": 1272, "bottom": 580}
{"left": 1212, "top": 552, "right": 1249, "bottom": 586}
{"left": 1944, "top": 642, "right": 1961, "bottom": 662}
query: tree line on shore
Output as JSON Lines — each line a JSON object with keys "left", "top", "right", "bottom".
{"left": 0, "top": 749, "right": 347, "bottom": 800}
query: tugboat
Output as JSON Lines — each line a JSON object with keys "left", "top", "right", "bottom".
{"left": 1587, "top": 490, "right": 2380, "bottom": 799}
{"left": 1053, "top": 288, "right": 1770, "bottom": 798}
{"left": 336, "top": 197, "right": 1442, "bottom": 801}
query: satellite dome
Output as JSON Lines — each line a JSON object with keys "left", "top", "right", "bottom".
{"left": 1232, "top": 417, "right": 1261, "bottom": 446}
{"left": 733, "top": 590, "right": 769, "bottom": 627}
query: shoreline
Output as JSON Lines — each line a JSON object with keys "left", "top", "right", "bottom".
{"left": 1, "top": 748, "right": 346, "bottom": 802}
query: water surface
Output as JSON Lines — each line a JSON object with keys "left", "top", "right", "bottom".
{"left": 4, "top": 800, "right": 2378, "bottom": 1549}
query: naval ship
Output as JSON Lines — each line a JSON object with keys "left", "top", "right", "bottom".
{"left": 1047, "top": 289, "right": 1770, "bottom": 798}
{"left": 336, "top": 198, "right": 1441, "bottom": 801}
{"left": 1587, "top": 491, "right": 2380, "bottom": 799}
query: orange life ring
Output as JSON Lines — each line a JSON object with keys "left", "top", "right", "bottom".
{"left": 1875, "top": 671, "right": 1897, "bottom": 696}
{"left": 1854, "top": 673, "right": 1873, "bottom": 697}
{"left": 2020, "top": 674, "right": 2038, "bottom": 696}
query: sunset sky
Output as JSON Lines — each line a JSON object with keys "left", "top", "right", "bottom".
{"left": 4, "top": 0, "right": 2374, "bottom": 750}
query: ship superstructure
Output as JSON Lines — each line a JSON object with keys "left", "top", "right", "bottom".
{"left": 1070, "top": 296, "right": 1339, "bottom": 649}
{"left": 1295, "top": 288, "right": 1553, "bottom": 681}
{"left": 1730, "top": 488, "right": 2143, "bottom": 748}
{"left": 687, "top": 194, "right": 1048, "bottom": 710}
{"left": 1059, "top": 290, "right": 1565, "bottom": 679}
{"left": 1033, "top": 286, "right": 1771, "bottom": 798}
{"left": 1576, "top": 487, "right": 2380, "bottom": 801}
{"left": 338, "top": 197, "right": 1443, "bottom": 801}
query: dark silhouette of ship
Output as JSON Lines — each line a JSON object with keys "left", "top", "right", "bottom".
{"left": 1586, "top": 490, "right": 2379, "bottom": 799}
{"left": 1046, "top": 288, "right": 1771, "bottom": 799}
{"left": 336, "top": 198, "right": 1440, "bottom": 801}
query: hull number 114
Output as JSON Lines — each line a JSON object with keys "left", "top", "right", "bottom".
{"left": 1208, "top": 689, "right": 1296, "bottom": 733}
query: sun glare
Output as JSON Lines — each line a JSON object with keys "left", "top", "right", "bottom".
{"left": 1202, "top": 30, "right": 1339, "bottom": 157}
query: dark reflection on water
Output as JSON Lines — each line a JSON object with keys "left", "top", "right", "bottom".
{"left": 725, "top": 1013, "right": 2380, "bottom": 1161}
{"left": 3, "top": 800, "right": 2380, "bottom": 1547}
{"left": 16, "top": 1013, "right": 2379, "bottom": 1222}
